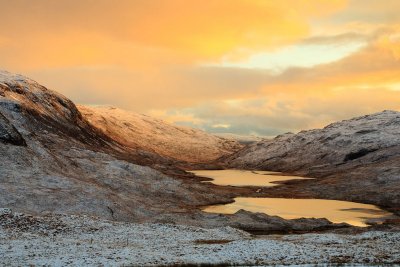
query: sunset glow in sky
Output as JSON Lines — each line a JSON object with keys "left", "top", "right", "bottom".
{"left": 1, "top": 0, "right": 400, "bottom": 136}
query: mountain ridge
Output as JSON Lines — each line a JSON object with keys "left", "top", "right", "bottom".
{"left": 224, "top": 109, "right": 400, "bottom": 212}
{"left": 78, "top": 105, "right": 242, "bottom": 163}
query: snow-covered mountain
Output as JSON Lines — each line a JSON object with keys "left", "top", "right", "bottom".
{"left": 226, "top": 110, "right": 400, "bottom": 171}
{"left": 0, "top": 70, "right": 233, "bottom": 223}
{"left": 225, "top": 111, "right": 400, "bottom": 210}
{"left": 78, "top": 105, "right": 242, "bottom": 163}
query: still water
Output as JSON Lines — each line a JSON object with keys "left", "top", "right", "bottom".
{"left": 191, "top": 169, "right": 311, "bottom": 187}
{"left": 192, "top": 170, "right": 392, "bottom": 227}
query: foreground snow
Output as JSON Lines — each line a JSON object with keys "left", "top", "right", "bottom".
{"left": 1, "top": 210, "right": 399, "bottom": 266}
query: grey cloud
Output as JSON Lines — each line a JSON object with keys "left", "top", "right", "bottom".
{"left": 300, "top": 32, "right": 368, "bottom": 45}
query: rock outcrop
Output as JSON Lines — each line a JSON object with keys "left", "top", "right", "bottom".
{"left": 0, "top": 112, "right": 26, "bottom": 146}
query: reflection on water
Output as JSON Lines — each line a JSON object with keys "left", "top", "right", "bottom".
{"left": 191, "top": 169, "right": 311, "bottom": 187}
{"left": 203, "top": 197, "right": 392, "bottom": 227}
{"left": 193, "top": 169, "right": 393, "bottom": 227}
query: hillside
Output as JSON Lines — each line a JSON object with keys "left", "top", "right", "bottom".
{"left": 0, "top": 70, "right": 228, "bottom": 223}
{"left": 225, "top": 111, "right": 400, "bottom": 212}
{"left": 78, "top": 105, "right": 242, "bottom": 163}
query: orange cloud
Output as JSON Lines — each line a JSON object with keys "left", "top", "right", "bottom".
{"left": 0, "top": 0, "right": 346, "bottom": 70}
{"left": 147, "top": 27, "right": 400, "bottom": 135}
{"left": 0, "top": 0, "right": 399, "bottom": 135}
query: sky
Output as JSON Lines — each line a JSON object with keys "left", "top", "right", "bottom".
{"left": 0, "top": 0, "right": 399, "bottom": 136}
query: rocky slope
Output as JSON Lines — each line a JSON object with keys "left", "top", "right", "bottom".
{"left": 78, "top": 105, "right": 242, "bottom": 163}
{"left": 0, "top": 70, "right": 214, "bottom": 222}
{"left": 225, "top": 110, "right": 400, "bottom": 213}
{"left": 0, "top": 71, "right": 225, "bottom": 221}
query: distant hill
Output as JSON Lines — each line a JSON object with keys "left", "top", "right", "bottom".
{"left": 224, "top": 110, "right": 400, "bottom": 211}
{"left": 213, "top": 133, "right": 270, "bottom": 145}
{"left": 79, "top": 105, "right": 242, "bottom": 163}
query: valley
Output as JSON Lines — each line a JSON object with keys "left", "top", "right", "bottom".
{"left": 0, "top": 70, "right": 399, "bottom": 265}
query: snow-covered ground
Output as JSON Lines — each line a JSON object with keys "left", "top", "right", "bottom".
{"left": 1, "top": 209, "right": 399, "bottom": 266}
